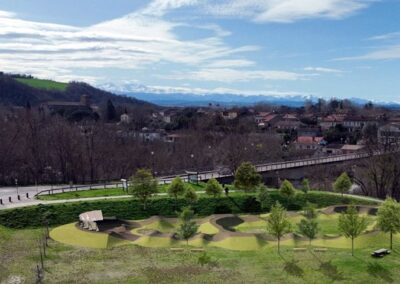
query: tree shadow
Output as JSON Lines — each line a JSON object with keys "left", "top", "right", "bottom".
{"left": 283, "top": 260, "right": 304, "bottom": 278}
{"left": 319, "top": 261, "right": 345, "bottom": 281}
{"left": 367, "top": 262, "right": 394, "bottom": 283}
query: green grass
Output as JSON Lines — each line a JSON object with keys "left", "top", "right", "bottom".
{"left": 16, "top": 78, "right": 68, "bottom": 91}
{"left": 38, "top": 183, "right": 207, "bottom": 200}
{"left": 4, "top": 222, "right": 400, "bottom": 283}
{"left": 37, "top": 188, "right": 127, "bottom": 200}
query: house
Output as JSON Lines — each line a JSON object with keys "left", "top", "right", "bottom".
{"left": 120, "top": 113, "right": 132, "bottom": 124}
{"left": 318, "top": 114, "right": 346, "bottom": 130}
{"left": 221, "top": 111, "right": 238, "bottom": 120}
{"left": 294, "top": 136, "right": 324, "bottom": 151}
{"left": 42, "top": 94, "right": 93, "bottom": 115}
{"left": 297, "top": 127, "right": 321, "bottom": 137}
{"left": 322, "top": 144, "right": 344, "bottom": 155}
{"left": 341, "top": 144, "right": 365, "bottom": 153}
{"left": 378, "top": 123, "right": 400, "bottom": 145}
{"left": 275, "top": 114, "right": 304, "bottom": 130}
{"left": 137, "top": 128, "right": 166, "bottom": 142}
{"left": 256, "top": 113, "right": 281, "bottom": 129}
{"left": 342, "top": 116, "right": 378, "bottom": 132}
{"left": 164, "top": 133, "right": 186, "bottom": 143}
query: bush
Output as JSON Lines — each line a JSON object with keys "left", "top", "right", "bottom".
{"left": 0, "top": 192, "right": 378, "bottom": 228}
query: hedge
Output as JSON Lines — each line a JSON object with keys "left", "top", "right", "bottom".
{"left": 0, "top": 192, "right": 377, "bottom": 228}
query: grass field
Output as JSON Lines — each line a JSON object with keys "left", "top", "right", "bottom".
{"left": 37, "top": 183, "right": 208, "bottom": 200}
{"left": 16, "top": 78, "right": 68, "bottom": 91}
{"left": 49, "top": 208, "right": 389, "bottom": 252}
{"left": 3, "top": 223, "right": 400, "bottom": 283}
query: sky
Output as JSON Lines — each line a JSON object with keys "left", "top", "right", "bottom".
{"left": 0, "top": 0, "right": 399, "bottom": 101}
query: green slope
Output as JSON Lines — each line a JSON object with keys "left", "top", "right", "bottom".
{"left": 15, "top": 78, "right": 68, "bottom": 91}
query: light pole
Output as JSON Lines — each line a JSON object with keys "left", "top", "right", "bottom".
{"left": 151, "top": 151, "right": 155, "bottom": 176}
{"left": 15, "top": 178, "right": 19, "bottom": 199}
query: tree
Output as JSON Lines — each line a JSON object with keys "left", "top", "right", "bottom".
{"left": 234, "top": 162, "right": 261, "bottom": 192}
{"left": 205, "top": 178, "right": 223, "bottom": 198}
{"left": 301, "top": 178, "right": 310, "bottom": 194}
{"left": 177, "top": 207, "right": 199, "bottom": 247}
{"left": 256, "top": 184, "right": 271, "bottom": 211}
{"left": 106, "top": 99, "right": 117, "bottom": 122}
{"left": 333, "top": 172, "right": 352, "bottom": 197}
{"left": 298, "top": 202, "right": 319, "bottom": 247}
{"left": 128, "top": 169, "right": 158, "bottom": 210}
{"left": 338, "top": 206, "right": 368, "bottom": 256}
{"left": 377, "top": 198, "right": 400, "bottom": 250}
{"left": 168, "top": 176, "right": 186, "bottom": 203}
{"left": 266, "top": 202, "right": 292, "bottom": 253}
{"left": 184, "top": 187, "right": 198, "bottom": 204}
{"left": 280, "top": 180, "right": 295, "bottom": 199}
{"left": 298, "top": 218, "right": 319, "bottom": 246}
{"left": 303, "top": 202, "right": 318, "bottom": 219}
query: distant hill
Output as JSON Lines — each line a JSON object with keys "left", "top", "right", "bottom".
{"left": 0, "top": 73, "right": 155, "bottom": 109}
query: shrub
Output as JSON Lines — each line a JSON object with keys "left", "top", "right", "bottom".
{"left": 0, "top": 192, "right": 377, "bottom": 228}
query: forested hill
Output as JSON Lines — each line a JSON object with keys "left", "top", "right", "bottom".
{"left": 0, "top": 73, "right": 155, "bottom": 108}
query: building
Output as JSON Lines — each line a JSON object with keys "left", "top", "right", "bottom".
{"left": 137, "top": 128, "right": 166, "bottom": 142}
{"left": 294, "top": 136, "right": 324, "bottom": 151}
{"left": 341, "top": 144, "right": 365, "bottom": 153}
{"left": 41, "top": 94, "right": 94, "bottom": 116}
{"left": 378, "top": 123, "right": 400, "bottom": 145}
{"left": 318, "top": 114, "right": 346, "bottom": 130}
{"left": 255, "top": 113, "right": 281, "bottom": 129}
{"left": 221, "top": 111, "right": 238, "bottom": 120}
{"left": 342, "top": 116, "right": 378, "bottom": 132}
{"left": 120, "top": 113, "right": 132, "bottom": 124}
{"left": 275, "top": 114, "right": 303, "bottom": 130}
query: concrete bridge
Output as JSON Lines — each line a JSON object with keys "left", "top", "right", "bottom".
{"left": 165, "top": 152, "right": 370, "bottom": 184}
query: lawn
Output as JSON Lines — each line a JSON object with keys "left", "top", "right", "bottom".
{"left": 37, "top": 182, "right": 207, "bottom": 200}
{"left": 37, "top": 188, "right": 127, "bottom": 200}
{"left": 3, "top": 223, "right": 400, "bottom": 283}
{"left": 15, "top": 78, "right": 68, "bottom": 91}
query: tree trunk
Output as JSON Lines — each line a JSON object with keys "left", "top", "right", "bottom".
{"left": 351, "top": 237, "right": 354, "bottom": 256}
{"left": 390, "top": 232, "right": 393, "bottom": 250}
{"left": 278, "top": 237, "right": 280, "bottom": 254}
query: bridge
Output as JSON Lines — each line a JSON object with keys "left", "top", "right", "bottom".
{"left": 164, "top": 152, "right": 370, "bottom": 183}
{"left": 0, "top": 152, "right": 371, "bottom": 206}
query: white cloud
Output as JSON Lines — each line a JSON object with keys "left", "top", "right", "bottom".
{"left": 369, "top": 32, "right": 400, "bottom": 41}
{"left": 304, "top": 66, "right": 343, "bottom": 73}
{"left": 203, "top": 0, "right": 372, "bottom": 23}
{"left": 141, "top": 0, "right": 199, "bottom": 16}
{"left": 0, "top": 9, "right": 264, "bottom": 82}
{"left": 0, "top": 6, "right": 315, "bottom": 85}
{"left": 337, "top": 45, "right": 400, "bottom": 61}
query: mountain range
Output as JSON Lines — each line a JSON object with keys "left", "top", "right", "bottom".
{"left": 99, "top": 82, "right": 400, "bottom": 108}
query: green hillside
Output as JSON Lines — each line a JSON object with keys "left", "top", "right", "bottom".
{"left": 15, "top": 78, "right": 68, "bottom": 91}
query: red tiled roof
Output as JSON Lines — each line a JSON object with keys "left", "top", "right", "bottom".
{"left": 296, "top": 136, "right": 323, "bottom": 144}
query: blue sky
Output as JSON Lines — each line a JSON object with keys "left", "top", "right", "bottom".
{"left": 0, "top": 0, "right": 399, "bottom": 101}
